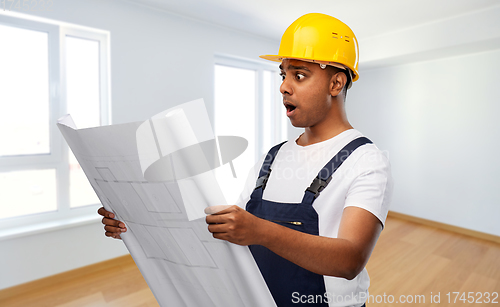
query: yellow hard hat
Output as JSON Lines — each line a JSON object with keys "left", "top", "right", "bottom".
{"left": 260, "top": 13, "right": 359, "bottom": 83}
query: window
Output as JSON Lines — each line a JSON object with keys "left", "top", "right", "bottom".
{"left": 0, "top": 12, "right": 110, "bottom": 235}
{"left": 214, "top": 55, "right": 287, "bottom": 204}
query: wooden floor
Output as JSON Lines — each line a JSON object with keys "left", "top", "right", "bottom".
{"left": 1, "top": 215, "right": 499, "bottom": 306}
{"left": 366, "top": 217, "right": 499, "bottom": 306}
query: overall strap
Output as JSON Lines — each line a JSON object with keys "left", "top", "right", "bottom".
{"left": 254, "top": 141, "right": 286, "bottom": 190}
{"left": 303, "top": 137, "right": 372, "bottom": 203}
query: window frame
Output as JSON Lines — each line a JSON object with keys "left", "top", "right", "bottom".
{"left": 214, "top": 54, "right": 285, "bottom": 162}
{"left": 0, "top": 12, "right": 111, "bottom": 237}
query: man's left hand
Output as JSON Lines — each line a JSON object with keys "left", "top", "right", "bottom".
{"left": 205, "top": 205, "right": 263, "bottom": 246}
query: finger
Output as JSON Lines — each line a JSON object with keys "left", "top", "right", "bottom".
{"left": 102, "top": 217, "right": 126, "bottom": 229}
{"left": 97, "top": 207, "right": 113, "bottom": 218}
{"left": 104, "top": 225, "right": 127, "bottom": 233}
{"left": 205, "top": 214, "right": 231, "bottom": 225}
{"left": 101, "top": 217, "right": 119, "bottom": 226}
{"left": 105, "top": 231, "right": 122, "bottom": 240}
{"left": 204, "top": 205, "right": 234, "bottom": 215}
{"left": 97, "top": 207, "right": 115, "bottom": 219}
{"left": 207, "top": 223, "right": 228, "bottom": 234}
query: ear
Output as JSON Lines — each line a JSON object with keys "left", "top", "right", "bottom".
{"left": 329, "top": 72, "right": 347, "bottom": 97}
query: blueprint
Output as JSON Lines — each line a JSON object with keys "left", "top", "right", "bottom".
{"left": 57, "top": 100, "right": 275, "bottom": 307}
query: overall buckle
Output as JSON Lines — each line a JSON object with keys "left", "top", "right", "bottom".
{"left": 306, "top": 176, "right": 332, "bottom": 198}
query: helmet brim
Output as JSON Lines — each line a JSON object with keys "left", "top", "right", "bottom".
{"left": 260, "top": 54, "right": 359, "bottom": 82}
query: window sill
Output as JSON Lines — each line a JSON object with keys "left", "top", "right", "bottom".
{"left": 0, "top": 213, "right": 101, "bottom": 242}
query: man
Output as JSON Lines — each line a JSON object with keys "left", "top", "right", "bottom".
{"left": 99, "top": 13, "right": 392, "bottom": 307}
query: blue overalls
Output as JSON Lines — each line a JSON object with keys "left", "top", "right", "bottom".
{"left": 246, "top": 137, "right": 372, "bottom": 307}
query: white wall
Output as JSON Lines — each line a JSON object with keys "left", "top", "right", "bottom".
{"left": 0, "top": 0, "right": 278, "bottom": 290}
{"left": 347, "top": 49, "right": 500, "bottom": 236}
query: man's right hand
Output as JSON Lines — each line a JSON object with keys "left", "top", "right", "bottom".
{"left": 97, "top": 207, "right": 127, "bottom": 240}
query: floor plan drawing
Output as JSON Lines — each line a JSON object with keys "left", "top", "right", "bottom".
{"left": 57, "top": 101, "right": 275, "bottom": 307}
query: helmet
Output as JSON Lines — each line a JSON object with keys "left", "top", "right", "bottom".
{"left": 260, "top": 13, "right": 359, "bottom": 83}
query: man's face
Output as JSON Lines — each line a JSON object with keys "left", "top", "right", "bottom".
{"left": 279, "top": 59, "right": 335, "bottom": 128}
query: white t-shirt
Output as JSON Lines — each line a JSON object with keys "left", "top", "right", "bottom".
{"left": 236, "top": 129, "right": 393, "bottom": 307}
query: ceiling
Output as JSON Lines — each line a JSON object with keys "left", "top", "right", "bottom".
{"left": 123, "top": 0, "right": 500, "bottom": 41}
{"left": 121, "top": 0, "right": 500, "bottom": 68}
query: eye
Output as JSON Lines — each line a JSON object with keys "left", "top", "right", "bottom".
{"left": 296, "top": 73, "right": 305, "bottom": 80}
{"left": 279, "top": 72, "right": 285, "bottom": 81}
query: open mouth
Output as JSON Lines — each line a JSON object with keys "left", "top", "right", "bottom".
{"left": 284, "top": 102, "right": 296, "bottom": 113}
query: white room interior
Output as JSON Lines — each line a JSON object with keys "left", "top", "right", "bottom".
{"left": 1, "top": 0, "right": 499, "bottom": 292}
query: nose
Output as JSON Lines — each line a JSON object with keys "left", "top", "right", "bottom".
{"left": 280, "top": 75, "right": 292, "bottom": 96}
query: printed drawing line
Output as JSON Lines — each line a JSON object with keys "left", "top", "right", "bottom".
{"left": 94, "top": 177, "right": 183, "bottom": 214}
